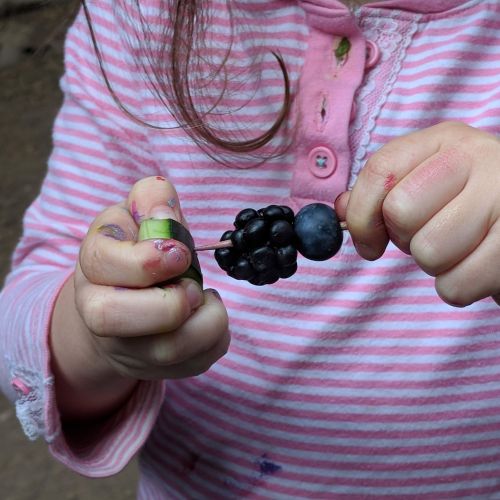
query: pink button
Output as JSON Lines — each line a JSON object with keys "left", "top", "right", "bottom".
{"left": 308, "top": 146, "right": 337, "bottom": 178}
{"left": 365, "top": 40, "right": 381, "bottom": 69}
{"left": 11, "top": 378, "right": 30, "bottom": 396}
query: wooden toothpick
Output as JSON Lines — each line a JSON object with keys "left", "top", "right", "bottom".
{"left": 194, "top": 221, "right": 348, "bottom": 252}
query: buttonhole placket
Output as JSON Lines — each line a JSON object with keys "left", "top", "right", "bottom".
{"left": 308, "top": 147, "right": 337, "bottom": 179}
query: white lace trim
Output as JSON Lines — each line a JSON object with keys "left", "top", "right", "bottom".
{"left": 7, "top": 356, "right": 56, "bottom": 442}
{"left": 348, "top": 10, "right": 421, "bottom": 188}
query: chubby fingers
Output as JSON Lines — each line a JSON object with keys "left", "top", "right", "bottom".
{"left": 80, "top": 203, "right": 192, "bottom": 287}
{"left": 93, "top": 289, "right": 230, "bottom": 380}
{"left": 435, "top": 219, "right": 500, "bottom": 306}
{"left": 338, "top": 122, "right": 500, "bottom": 307}
{"left": 80, "top": 176, "right": 192, "bottom": 287}
{"left": 127, "top": 175, "right": 186, "bottom": 226}
{"left": 75, "top": 272, "right": 204, "bottom": 336}
{"left": 345, "top": 122, "right": 470, "bottom": 259}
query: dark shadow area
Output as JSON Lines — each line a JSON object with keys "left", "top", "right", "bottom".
{"left": 1, "top": 3, "right": 138, "bottom": 498}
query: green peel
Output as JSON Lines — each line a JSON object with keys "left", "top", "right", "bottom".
{"left": 139, "top": 218, "right": 203, "bottom": 287}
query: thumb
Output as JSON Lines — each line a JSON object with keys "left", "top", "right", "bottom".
{"left": 127, "top": 176, "right": 203, "bottom": 287}
{"left": 127, "top": 175, "right": 187, "bottom": 226}
{"left": 334, "top": 191, "right": 351, "bottom": 222}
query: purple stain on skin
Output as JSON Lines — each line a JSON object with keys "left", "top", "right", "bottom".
{"left": 167, "top": 197, "right": 177, "bottom": 209}
{"left": 153, "top": 240, "right": 187, "bottom": 263}
{"left": 257, "top": 455, "right": 282, "bottom": 476}
{"left": 131, "top": 200, "right": 143, "bottom": 224}
{"left": 154, "top": 239, "right": 177, "bottom": 252}
{"left": 98, "top": 224, "right": 128, "bottom": 241}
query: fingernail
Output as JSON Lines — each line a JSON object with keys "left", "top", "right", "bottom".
{"left": 206, "top": 288, "right": 222, "bottom": 301}
{"left": 150, "top": 205, "right": 178, "bottom": 221}
{"left": 447, "top": 302, "right": 466, "bottom": 309}
{"left": 184, "top": 281, "right": 203, "bottom": 310}
{"left": 354, "top": 241, "right": 377, "bottom": 260}
{"left": 334, "top": 192, "right": 345, "bottom": 205}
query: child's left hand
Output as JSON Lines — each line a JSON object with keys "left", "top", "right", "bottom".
{"left": 335, "top": 121, "right": 500, "bottom": 307}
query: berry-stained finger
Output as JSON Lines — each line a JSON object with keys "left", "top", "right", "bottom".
{"left": 139, "top": 217, "right": 203, "bottom": 287}
{"left": 79, "top": 204, "right": 193, "bottom": 288}
{"left": 346, "top": 124, "right": 460, "bottom": 259}
{"left": 75, "top": 277, "right": 204, "bottom": 337}
{"left": 100, "top": 289, "right": 229, "bottom": 379}
{"left": 382, "top": 148, "right": 470, "bottom": 255}
{"left": 126, "top": 176, "right": 187, "bottom": 226}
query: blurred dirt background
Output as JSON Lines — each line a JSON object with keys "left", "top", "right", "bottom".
{"left": 0, "top": 2, "right": 138, "bottom": 498}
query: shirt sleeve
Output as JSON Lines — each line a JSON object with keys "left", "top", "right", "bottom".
{"left": 0, "top": 2, "right": 166, "bottom": 477}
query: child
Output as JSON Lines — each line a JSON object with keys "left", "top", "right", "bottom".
{"left": 2, "top": 0, "right": 500, "bottom": 497}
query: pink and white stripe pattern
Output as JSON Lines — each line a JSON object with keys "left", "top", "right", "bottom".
{"left": 1, "top": 0, "right": 500, "bottom": 497}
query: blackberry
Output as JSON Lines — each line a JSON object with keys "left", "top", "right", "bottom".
{"left": 230, "top": 228, "right": 246, "bottom": 252}
{"left": 269, "top": 220, "right": 294, "bottom": 247}
{"left": 215, "top": 205, "right": 297, "bottom": 285}
{"left": 243, "top": 218, "right": 268, "bottom": 248}
{"left": 213, "top": 202, "right": 344, "bottom": 286}
{"left": 235, "top": 208, "right": 259, "bottom": 229}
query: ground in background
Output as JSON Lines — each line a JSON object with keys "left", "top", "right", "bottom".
{"left": 1, "top": 3, "right": 138, "bottom": 498}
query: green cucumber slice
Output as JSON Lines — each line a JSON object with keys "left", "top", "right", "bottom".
{"left": 139, "top": 218, "right": 203, "bottom": 287}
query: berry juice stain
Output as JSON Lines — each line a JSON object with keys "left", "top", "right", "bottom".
{"left": 384, "top": 173, "right": 397, "bottom": 191}
{"left": 257, "top": 455, "right": 282, "bottom": 476}
{"left": 97, "top": 224, "right": 127, "bottom": 241}
{"left": 167, "top": 197, "right": 177, "bottom": 209}
{"left": 143, "top": 257, "right": 162, "bottom": 272}
{"left": 156, "top": 176, "right": 166, "bottom": 181}
{"left": 154, "top": 240, "right": 177, "bottom": 252}
{"left": 131, "top": 200, "right": 142, "bottom": 224}
{"left": 153, "top": 240, "right": 188, "bottom": 263}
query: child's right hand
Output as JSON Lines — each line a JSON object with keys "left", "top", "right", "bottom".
{"left": 71, "top": 176, "right": 229, "bottom": 382}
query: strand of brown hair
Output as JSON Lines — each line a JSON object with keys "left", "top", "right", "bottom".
{"left": 81, "top": 0, "right": 292, "bottom": 165}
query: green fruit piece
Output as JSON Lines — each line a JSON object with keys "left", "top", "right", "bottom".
{"left": 139, "top": 218, "right": 203, "bottom": 287}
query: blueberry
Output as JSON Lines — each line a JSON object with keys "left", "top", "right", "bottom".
{"left": 294, "top": 203, "right": 343, "bottom": 261}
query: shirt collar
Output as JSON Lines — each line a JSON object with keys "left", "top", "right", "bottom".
{"left": 299, "top": 0, "right": 471, "bottom": 15}
{"left": 365, "top": 0, "right": 469, "bottom": 13}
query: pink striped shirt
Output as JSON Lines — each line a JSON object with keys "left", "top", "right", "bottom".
{"left": 2, "top": 0, "right": 500, "bottom": 497}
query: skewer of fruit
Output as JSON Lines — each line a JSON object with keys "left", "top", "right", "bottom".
{"left": 139, "top": 203, "right": 346, "bottom": 287}
{"left": 197, "top": 203, "right": 346, "bottom": 286}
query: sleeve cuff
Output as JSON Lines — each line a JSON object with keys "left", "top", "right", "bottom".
{"left": 4, "top": 267, "right": 165, "bottom": 477}
{"left": 48, "top": 378, "right": 166, "bottom": 477}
